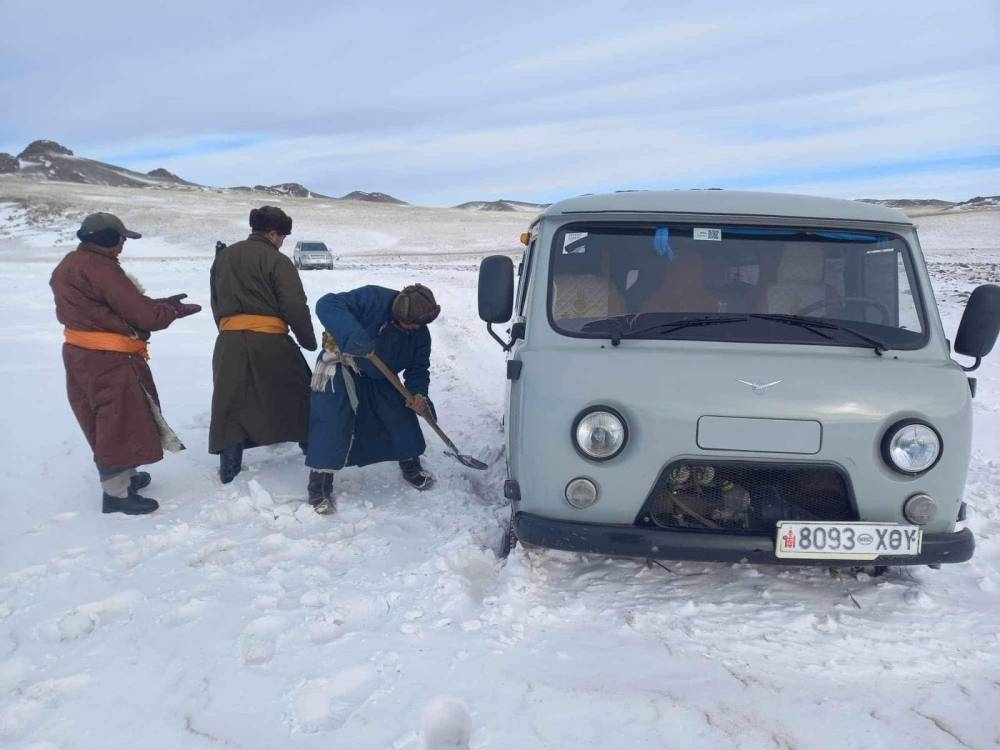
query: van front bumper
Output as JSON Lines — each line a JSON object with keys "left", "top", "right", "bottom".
{"left": 514, "top": 512, "right": 975, "bottom": 567}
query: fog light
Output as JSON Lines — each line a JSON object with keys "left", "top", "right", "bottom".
{"left": 903, "top": 493, "right": 937, "bottom": 525}
{"left": 565, "top": 478, "right": 599, "bottom": 509}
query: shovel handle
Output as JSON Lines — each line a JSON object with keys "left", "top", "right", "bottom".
{"left": 365, "top": 353, "right": 459, "bottom": 453}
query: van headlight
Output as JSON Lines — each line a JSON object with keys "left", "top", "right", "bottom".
{"left": 882, "top": 420, "right": 941, "bottom": 475}
{"left": 573, "top": 407, "right": 628, "bottom": 461}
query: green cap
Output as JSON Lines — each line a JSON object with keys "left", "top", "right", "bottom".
{"left": 78, "top": 212, "right": 142, "bottom": 239}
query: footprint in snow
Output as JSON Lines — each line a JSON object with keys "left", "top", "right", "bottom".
{"left": 0, "top": 674, "right": 90, "bottom": 742}
{"left": 291, "top": 664, "right": 379, "bottom": 733}
{"left": 240, "top": 614, "right": 287, "bottom": 666}
{"left": 45, "top": 591, "right": 140, "bottom": 642}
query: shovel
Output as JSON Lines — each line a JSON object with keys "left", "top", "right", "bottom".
{"left": 366, "top": 353, "right": 488, "bottom": 470}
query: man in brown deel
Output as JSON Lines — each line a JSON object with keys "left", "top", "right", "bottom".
{"left": 209, "top": 206, "right": 317, "bottom": 483}
{"left": 51, "top": 212, "right": 202, "bottom": 515}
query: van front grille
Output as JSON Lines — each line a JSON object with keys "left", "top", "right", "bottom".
{"left": 638, "top": 460, "right": 857, "bottom": 534}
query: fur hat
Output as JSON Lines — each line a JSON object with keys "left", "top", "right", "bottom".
{"left": 249, "top": 205, "right": 292, "bottom": 235}
{"left": 392, "top": 284, "right": 440, "bottom": 325}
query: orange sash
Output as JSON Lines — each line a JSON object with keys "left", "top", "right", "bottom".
{"left": 64, "top": 329, "right": 149, "bottom": 360}
{"left": 218, "top": 314, "right": 289, "bottom": 334}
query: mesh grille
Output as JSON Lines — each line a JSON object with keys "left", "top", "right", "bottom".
{"left": 639, "top": 460, "right": 857, "bottom": 534}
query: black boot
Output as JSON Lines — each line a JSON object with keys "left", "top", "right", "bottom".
{"left": 102, "top": 492, "right": 159, "bottom": 515}
{"left": 130, "top": 471, "right": 151, "bottom": 493}
{"left": 307, "top": 471, "right": 336, "bottom": 514}
{"left": 219, "top": 445, "right": 244, "bottom": 484}
{"left": 399, "top": 458, "right": 433, "bottom": 491}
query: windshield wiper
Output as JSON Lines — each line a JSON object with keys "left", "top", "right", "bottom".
{"left": 611, "top": 315, "right": 749, "bottom": 346}
{"left": 749, "top": 313, "right": 887, "bottom": 355}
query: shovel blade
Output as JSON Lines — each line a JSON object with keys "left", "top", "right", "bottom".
{"left": 444, "top": 451, "right": 489, "bottom": 470}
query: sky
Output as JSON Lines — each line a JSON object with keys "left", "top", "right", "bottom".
{"left": 1, "top": 0, "right": 998, "bottom": 206}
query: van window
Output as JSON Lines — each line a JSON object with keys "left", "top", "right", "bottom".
{"left": 547, "top": 223, "right": 927, "bottom": 350}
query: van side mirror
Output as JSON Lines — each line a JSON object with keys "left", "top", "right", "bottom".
{"left": 478, "top": 255, "right": 515, "bottom": 350}
{"left": 954, "top": 283, "right": 1000, "bottom": 372}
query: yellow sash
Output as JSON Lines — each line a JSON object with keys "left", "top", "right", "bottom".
{"left": 218, "top": 314, "right": 289, "bottom": 334}
{"left": 64, "top": 329, "right": 149, "bottom": 360}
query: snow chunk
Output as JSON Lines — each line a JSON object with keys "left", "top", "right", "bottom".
{"left": 422, "top": 697, "right": 472, "bottom": 750}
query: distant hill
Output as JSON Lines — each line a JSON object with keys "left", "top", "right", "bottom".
{"left": 2, "top": 141, "right": 995, "bottom": 213}
{"left": 146, "top": 168, "right": 198, "bottom": 187}
{"left": 0, "top": 140, "right": 203, "bottom": 189}
{"left": 857, "top": 198, "right": 956, "bottom": 210}
{"left": 454, "top": 199, "right": 548, "bottom": 212}
{"left": 857, "top": 196, "right": 1000, "bottom": 215}
{"left": 952, "top": 195, "right": 1000, "bottom": 211}
{"left": 339, "top": 190, "right": 407, "bottom": 205}
{"left": 227, "top": 183, "right": 332, "bottom": 199}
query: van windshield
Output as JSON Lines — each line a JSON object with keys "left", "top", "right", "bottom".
{"left": 548, "top": 223, "right": 927, "bottom": 349}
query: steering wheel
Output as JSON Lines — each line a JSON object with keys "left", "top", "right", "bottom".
{"left": 796, "top": 297, "right": 890, "bottom": 325}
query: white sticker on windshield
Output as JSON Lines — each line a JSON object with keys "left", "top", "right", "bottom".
{"left": 694, "top": 227, "right": 722, "bottom": 241}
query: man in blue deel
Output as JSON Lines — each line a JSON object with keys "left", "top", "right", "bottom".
{"left": 305, "top": 284, "right": 441, "bottom": 513}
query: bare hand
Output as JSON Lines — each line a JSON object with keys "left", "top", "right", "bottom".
{"left": 407, "top": 394, "right": 430, "bottom": 417}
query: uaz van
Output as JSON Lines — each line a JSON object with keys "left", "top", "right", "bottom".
{"left": 478, "top": 191, "right": 999, "bottom": 567}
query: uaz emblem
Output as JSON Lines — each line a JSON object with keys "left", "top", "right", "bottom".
{"left": 738, "top": 379, "right": 782, "bottom": 395}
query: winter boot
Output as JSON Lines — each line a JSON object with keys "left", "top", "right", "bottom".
{"left": 130, "top": 471, "right": 151, "bottom": 493}
{"left": 399, "top": 458, "right": 434, "bottom": 491}
{"left": 102, "top": 492, "right": 159, "bottom": 515}
{"left": 307, "top": 471, "right": 336, "bottom": 514}
{"left": 219, "top": 445, "right": 244, "bottom": 484}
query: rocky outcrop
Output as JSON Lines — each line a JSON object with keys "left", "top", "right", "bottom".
{"left": 0, "top": 153, "right": 19, "bottom": 174}
{"left": 147, "top": 168, "right": 198, "bottom": 186}
{"left": 8, "top": 139, "right": 199, "bottom": 189}
{"left": 18, "top": 140, "right": 74, "bottom": 160}
{"left": 226, "top": 183, "right": 332, "bottom": 199}
{"left": 339, "top": 190, "right": 407, "bottom": 205}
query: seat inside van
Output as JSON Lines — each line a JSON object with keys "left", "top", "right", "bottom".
{"left": 552, "top": 239, "right": 626, "bottom": 320}
{"left": 764, "top": 246, "right": 834, "bottom": 315}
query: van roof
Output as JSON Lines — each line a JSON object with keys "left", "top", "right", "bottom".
{"left": 540, "top": 190, "right": 912, "bottom": 225}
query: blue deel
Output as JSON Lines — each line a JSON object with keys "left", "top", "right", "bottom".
{"left": 306, "top": 286, "right": 433, "bottom": 470}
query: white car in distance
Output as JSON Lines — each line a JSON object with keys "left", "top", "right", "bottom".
{"left": 293, "top": 241, "right": 334, "bottom": 270}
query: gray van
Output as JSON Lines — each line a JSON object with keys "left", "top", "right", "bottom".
{"left": 478, "top": 191, "right": 999, "bottom": 567}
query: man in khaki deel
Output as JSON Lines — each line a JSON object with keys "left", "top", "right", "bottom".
{"left": 50, "top": 212, "right": 202, "bottom": 515}
{"left": 209, "top": 206, "right": 318, "bottom": 483}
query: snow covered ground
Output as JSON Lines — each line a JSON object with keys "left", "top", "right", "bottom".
{"left": 1, "top": 179, "right": 999, "bottom": 749}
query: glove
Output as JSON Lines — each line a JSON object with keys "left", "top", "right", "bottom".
{"left": 160, "top": 293, "right": 188, "bottom": 304}
{"left": 174, "top": 302, "right": 202, "bottom": 318}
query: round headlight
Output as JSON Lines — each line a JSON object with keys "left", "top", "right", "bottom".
{"left": 882, "top": 420, "right": 941, "bottom": 475}
{"left": 565, "top": 478, "right": 599, "bottom": 509}
{"left": 903, "top": 493, "right": 937, "bottom": 525}
{"left": 573, "top": 407, "right": 628, "bottom": 461}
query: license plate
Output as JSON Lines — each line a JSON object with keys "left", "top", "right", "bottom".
{"left": 775, "top": 521, "right": 922, "bottom": 560}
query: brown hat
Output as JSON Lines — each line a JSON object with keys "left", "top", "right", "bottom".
{"left": 249, "top": 205, "right": 292, "bottom": 235}
{"left": 392, "top": 284, "right": 440, "bottom": 325}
